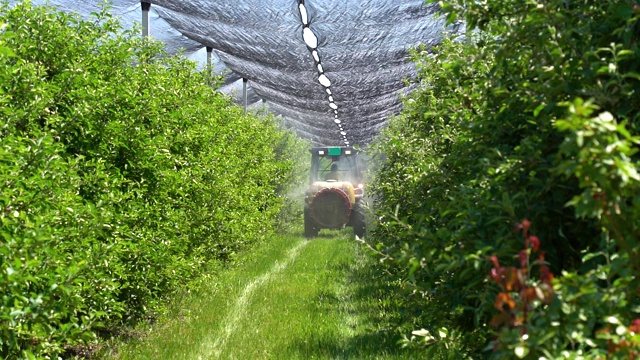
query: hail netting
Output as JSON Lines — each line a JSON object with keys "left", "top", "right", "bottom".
{"left": 10, "top": 0, "right": 461, "bottom": 146}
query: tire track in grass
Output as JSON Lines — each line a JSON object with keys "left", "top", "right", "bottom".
{"left": 195, "top": 239, "right": 308, "bottom": 359}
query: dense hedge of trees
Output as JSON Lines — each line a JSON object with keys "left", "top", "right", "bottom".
{"left": 369, "top": 0, "right": 640, "bottom": 358}
{"left": 0, "top": 2, "right": 306, "bottom": 358}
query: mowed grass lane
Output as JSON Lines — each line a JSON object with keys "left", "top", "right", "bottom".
{"left": 107, "top": 231, "right": 417, "bottom": 359}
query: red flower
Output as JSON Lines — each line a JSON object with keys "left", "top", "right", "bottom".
{"left": 528, "top": 236, "right": 540, "bottom": 252}
{"left": 489, "top": 255, "right": 500, "bottom": 268}
{"left": 539, "top": 264, "right": 554, "bottom": 285}
{"left": 494, "top": 292, "right": 516, "bottom": 311}
{"left": 490, "top": 266, "right": 506, "bottom": 286}
{"left": 521, "top": 286, "right": 537, "bottom": 302}
{"left": 518, "top": 250, "right": 528, "bottom": 268}
{"left": 537, "top": 251, "right": 546, "bottom": 262}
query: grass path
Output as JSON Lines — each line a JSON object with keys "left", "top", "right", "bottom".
{"left": 198, "top": 240, "right": 308, "bottom": 359}
{"left": 106, "top": 231, "right": 418, "bottom": 359}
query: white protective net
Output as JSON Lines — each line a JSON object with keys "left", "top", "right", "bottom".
{"left": 8, "top": 0, "right": 463, "bottom": 146}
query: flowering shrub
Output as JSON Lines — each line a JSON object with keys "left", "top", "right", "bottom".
{"left": 368, "top": 0, "right": 640, "bottom": 357}
{"left": 488, "top": 220, "right": 553, "bottom": 334}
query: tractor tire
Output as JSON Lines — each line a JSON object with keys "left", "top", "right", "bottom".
{"left": 352, "top": 204, "right": 366, "bottom": 238}
{"left": 304, "top": 206, "right": 319, "bottom": 238}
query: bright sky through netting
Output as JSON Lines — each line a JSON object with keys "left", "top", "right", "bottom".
{"left": 9, "top": 0, "right": 463, "bottom": 146}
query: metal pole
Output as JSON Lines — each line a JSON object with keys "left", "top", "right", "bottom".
{"left": 206, "top": 46, "right": 213, "bottom": 72}
{"left": 141, "top": 1, "right": 151, "bottom": 38}
{"left": 206, "top": 46, "right": 213, "bottom": 85}
{"left": 243, "top": 78, "right": 248, "bottom": 112}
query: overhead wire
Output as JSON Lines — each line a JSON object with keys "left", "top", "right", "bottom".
{"left": 297, "top": 0, "right": 349, "bottom": 146}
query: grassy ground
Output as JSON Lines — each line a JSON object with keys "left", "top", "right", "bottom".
{"left": 100, "top": 229, "right": 421, "bottom": 359}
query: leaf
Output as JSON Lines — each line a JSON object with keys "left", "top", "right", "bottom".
{"left": 582, "top": 252, "right": 605, "bottom": 262}
{"left": 412, "top": 328, "right": 431, "bottom": 337}
{"left": 515, "top": 345, "right": 529, "bottom": 358}
{"left": 617, "top": 49, "right": 635, "bottom": 57}
{"left": 605, "top": 316, "right": 620, "bottom": 324}
{"left": 0, "top": 45, "right": 16, "bottom": 57}
{"left": 623, "top": 72, "right": 640, "bottom": 81}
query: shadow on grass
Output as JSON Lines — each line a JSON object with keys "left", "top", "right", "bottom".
{"left": 296, "top": 227, "right": 357, "bottom": 240}
{"left": 286, "top": 331, "right": 419, "bottom": 360}
{"left": 285, "top": 242, "right": 423, "bottom": 359}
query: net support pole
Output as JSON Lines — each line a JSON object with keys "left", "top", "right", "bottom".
{"left": 206, "top": 46, "right": 213, "bottom": 71}
{"left": 243, "top": 78, "right": 248, "bottom": 112}
{"left": 206, "top": 46, "right": 213, "bottom": 84}
{"left": 141, "top": 1, "right": 151, "bottom": 38}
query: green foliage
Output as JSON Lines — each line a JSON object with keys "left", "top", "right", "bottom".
{"left": 368, "top": 0, "right": 640, "bottom": 357}
{"left": 0, "top": 1, "right": 305, "bottom": 358}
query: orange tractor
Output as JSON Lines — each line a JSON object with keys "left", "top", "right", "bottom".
{"left": 304, "top": 147, "right": 366, "bottom": 238}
